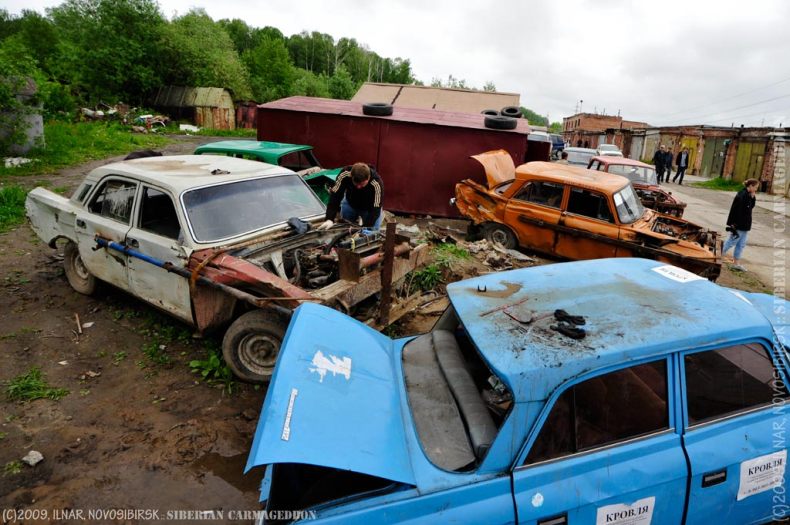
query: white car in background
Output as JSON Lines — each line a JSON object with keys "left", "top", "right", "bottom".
{"left": 596, "top": 143, "right": 623, "bottom": 157}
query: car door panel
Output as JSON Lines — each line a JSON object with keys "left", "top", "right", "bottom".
{"left": 504, "top": 182, "right": 564, "bottom": 254}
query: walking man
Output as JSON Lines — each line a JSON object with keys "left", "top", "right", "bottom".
{"left": 663, "top": 146, "right": 673, "bottom": 183}
{"left": 673, "top": 147, "right": 690, "bottom": 184}
{"left": 652, "top": 145, "right": 667, "bottom": 183}
{"left": 722, "top": 178, "right": 759, "bottom": 272}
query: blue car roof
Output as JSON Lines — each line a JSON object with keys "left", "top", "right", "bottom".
{"left": 447, "top": 258, "right": 776, "bottom": 402}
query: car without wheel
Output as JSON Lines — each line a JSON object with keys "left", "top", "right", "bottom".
{"left": 25, "top": 155, "right": 428, "bottom": 383}
{"left": 246, "top": 257, "right": 789, "bottom": 524}
{"left": 453, "top": 150, "right": 720, "bottom": 279}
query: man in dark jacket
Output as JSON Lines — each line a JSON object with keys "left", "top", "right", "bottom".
{"left": 318, "top": 162, "right": 383, "bottom": 230}
{"left": 663, "top": 147, "right": 674, "bottom": 182}
{"left": 722, "top": 178, "right": 759, "bottom": 271}
{"left": 652, "top": 145, "right": 667, "bottom": 183}
{"left": 672, "top": 147, "right": 690, "bottom": 184}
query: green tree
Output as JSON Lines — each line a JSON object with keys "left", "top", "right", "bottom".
{"left": 549, "top": 122, "right": 562, "bottom": 133}
{"left": 520, "top": 107, "right": 548, "bottom": 126}
{"left": 327, "top": 65, "right": 356, "bottom": 100}
{"left": 290, "top": 69, "right": 329, "bottom": 98}
{"left": 48, "top": 0, "right": 166, "bottom": 104}
{"left": 483, "top": 81, "right": 496, "bottom": 92}
{"left": 159, "top": 9, "right": 251, "bottom": 99}
{"left": 244, "top": 36, "right": 294, "bottom": 102}
{"left": 0, "top": 40, "right": 41, "bottom": 154}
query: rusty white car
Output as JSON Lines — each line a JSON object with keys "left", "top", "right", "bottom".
{"left": 25, "top": 155, "right": 426, "bottom": 382}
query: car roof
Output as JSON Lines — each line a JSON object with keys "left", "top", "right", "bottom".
{"left": 515, "top": 161, "right": 629, "bottom": 193}
{"left": 194, "top": 140, "right": 312, "bottom": 163}
{"left": 447, "top": 258, "right": 774, "bottom": 403}
{"left": 564, "top": 147, "right": 597, "bottom": 154}
{"left": 86, "top": 154, "right": 293, "bottom": 193}
{"left": 591, "top": 155, "right": 652, "bottom": 168}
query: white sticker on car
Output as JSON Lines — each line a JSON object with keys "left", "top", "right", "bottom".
{"left": 309, "top": 350, "right": 352, "bottom": 383}
{"left": 596, "top": 496, "right": 654, "bottom": 525}
{"left": 281, "top": 388, "right": 298, "bottom": 441}
{"left": 737, "top": 449, "right": 787, "bottom": 501}
{"left": 531, "top": 492, "right": 544, "bottom": 507}
{"left": 652, "top": 265, "right": 704, "bottom": 283}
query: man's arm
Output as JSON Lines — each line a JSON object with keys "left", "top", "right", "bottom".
{"left": 325, "top": 171, "right": 350, "bottom": 221}
{"left": 362, "top": 178, "right": 383, "bottom": 227}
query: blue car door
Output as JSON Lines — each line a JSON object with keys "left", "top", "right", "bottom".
{"left": 512, "top": 358, "right": 688, "bottom": 524}
{"left": 681, "top": 341, "right": 789, "bottom": 524}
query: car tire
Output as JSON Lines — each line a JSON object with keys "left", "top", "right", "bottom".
{"left": 222, "top": 310, "right": 287, "bottom": 383}
{"left": 484, "top": 115, "right": 517, "bottom": 130}
{"left": 481, "top": 109, "right": 499, "bottom": 116}
{"left": 362, "top": 102, "right": 394, "bottom": 116}
{"left": 63, "top": 240, "right": 97, "bottom": 295}
{"left": 500, "top": 106, "right": 522, "bottom": 118}
{"left": 483, "top": 223, "right": 518, "bottom": 249}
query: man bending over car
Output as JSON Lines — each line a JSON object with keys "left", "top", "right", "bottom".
{"left": 319, "top": 162, "right": 383, "bottom": 230}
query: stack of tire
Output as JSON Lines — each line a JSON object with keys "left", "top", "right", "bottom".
{"left": 482, "top": 106, "right": 521, "bottom": 130}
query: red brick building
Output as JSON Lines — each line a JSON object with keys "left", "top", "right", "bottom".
{"left": 562, "top": 113, "right": 649, "bottom": 150}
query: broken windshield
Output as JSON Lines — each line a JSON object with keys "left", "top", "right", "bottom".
{"left": 182, "top": 174, "right": 325, "bottom": 243}
{"left": 613, "top": 184, "right": 645, "bottom": 224}
{"left": 608, "top": 164, "right": 658, "bottom": 185}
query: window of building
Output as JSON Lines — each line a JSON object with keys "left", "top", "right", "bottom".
{"left": 685, "top": 343, "right": 787, "bottom": 425}
{"left": 88, "top": 179, "right": 136, "bottom": 224}
{"left": 566, "top": 187, "right": 614, "bottom": 223}
{"left": 138, "top": 187, "right": 181, "bottom": 240}
{"left": 525, "top": 360, "right": 669, "bottom": 464}
{"left": 514, "top": 181, "right": 564, "bottom": 208}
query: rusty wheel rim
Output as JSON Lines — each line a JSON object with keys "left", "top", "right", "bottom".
{"left": 238, "top": 333, "right": 279, "bottom": 375}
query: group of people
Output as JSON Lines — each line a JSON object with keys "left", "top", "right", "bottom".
{"left": 652, "top": 145, "right": 691, "bottom": 184}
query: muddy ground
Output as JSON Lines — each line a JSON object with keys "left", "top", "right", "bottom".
{"left": 0, "top": 136, "right": 774, "bottom": 522}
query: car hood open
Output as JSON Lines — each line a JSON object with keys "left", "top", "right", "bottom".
{"left": 245, "top": 303, "right": 416, "bottom": 485}
{"left": 471, "top": 149, "right": 516, "bottom": 188}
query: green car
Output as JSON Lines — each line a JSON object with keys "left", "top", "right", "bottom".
{"left": 194, "top": 140, "right": 341, "bottom": 204}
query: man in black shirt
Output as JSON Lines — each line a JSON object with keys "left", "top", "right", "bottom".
{"left": 722, "top": 178, "right": 759, "bottom": 271}
{"left": 318, "top": 163, "right": 383, "bottom": 230}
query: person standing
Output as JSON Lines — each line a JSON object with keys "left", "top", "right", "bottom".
{"left": 663, "top": 146, "right": 674, "bottom": 183}
{"left": 722, "top": 178, "right": 759, "bottom": 271}
{"left": 318, "top": 162, "right": 384, "bottom": 230}
{"left": 557, "top": 151, "right": 569, "bottom": 164}
{"left": 673, "top": 147, "right": 690, "bottom": 184}
{"left": 652, "top": 145, "right": 667, "bottom": 183}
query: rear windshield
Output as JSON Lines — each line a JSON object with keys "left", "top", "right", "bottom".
{"left": 608, "top": 164, "right": 658, "bottom": 185}
{"left": 402, "top": 306, "right": 511, "bottom": 472}
{"left": 567, "top": 151, "right": 595, "bottom": 165}
{"left": 182, "top": 175, "right": 324, "bottom": 243}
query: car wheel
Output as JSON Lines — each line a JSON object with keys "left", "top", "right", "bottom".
{"left": 483, "top": 224, "right": 518, "bottom": 249}
{"left": 362, "top": 102, "right": 394, "bottom": 116}
{"left": 499, "top": 106, "right": 522, "bottom": 118}
{"left": 484, "top": 115, "right": 517, "bottom": 130}
{"left": 222, "top": 310, "right": 287, "bottom": 383}
{"left": 63, "top": 240, "right": 97, "bottom": 295}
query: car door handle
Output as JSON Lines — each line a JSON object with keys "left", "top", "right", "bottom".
{"left": 127, "top": 238, "right": 139, "bottom": 249}
{"left": 76, "top": 219, "right": 86, "bottom": 228}
{"left": 538, "top": 514, "right": 567, "bottom": 525}
{"left": 702, "top": 468, "right": 727, "bottom": 487}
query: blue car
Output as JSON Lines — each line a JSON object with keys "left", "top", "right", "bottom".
{"left": 247, "top": 258, "right": 789, "bottom": 524}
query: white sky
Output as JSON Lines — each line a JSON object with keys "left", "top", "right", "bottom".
{"left": 4, "top": 0, "right": 789, "bottom": 127}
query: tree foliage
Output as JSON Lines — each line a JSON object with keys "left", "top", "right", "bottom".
{"left": 520, "top": 107, "right": 548, "bottom": 126}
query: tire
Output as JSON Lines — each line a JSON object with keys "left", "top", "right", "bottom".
{"left": 500, "top": 106, "right": 522, "bottom": 118}
{"left": 483, "top": 223, "right": 518, "bottom": 249}
{"left": 484, "top": 115, "right": 517, "bottom": 130}
{"left": 362, "top": 102, "right": 393, "bottom": 116}
{"left": 481, "top": 109, "right": 499, "bottom": 116}
{"left": 222, "top": 310, "right": 287, "bottom": 383}
{"left": 63, "top": 240, "right": 97, "bottom": 295}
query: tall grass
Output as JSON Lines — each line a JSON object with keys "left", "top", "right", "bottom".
{"left": 691, "top": 177, "right": 744, "bottom": 191}
{"left": 0, "top": 185, "right": 27, "bottom": 233}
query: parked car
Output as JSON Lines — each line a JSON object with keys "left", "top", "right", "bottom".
{"left": 25, "top": 155, "right": 427, "bottom": 383}
{"left": 453, "top": 150, "right": 721, "bottom": 279}
{"left": 194, "top": 140, "right": 339, "bottom": 204}
{"left": 596, "top": 143, "right": 623, "bottom": 157}
{"left": 247, "top": 257, "right": 789, "bottom": 524}
{"left": 550, "top": 133, "right": 565, "bottom": 158}
{"left": 563, "top": 146, "right": 598, "bottom": 166}
{"left": 588, "top": 156, "right": 687, "bottom": 217}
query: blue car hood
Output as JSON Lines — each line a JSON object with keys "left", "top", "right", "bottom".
{"left": 246, "top": 303, "right": 415, "bottom": 485}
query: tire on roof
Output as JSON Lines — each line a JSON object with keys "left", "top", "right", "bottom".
{"left": 362, "top": 102, "right": 394, "bottom": 116}
{"left": 484, "top": 115, "right": 518, "bottom": 130}
{"left": 500, "top": 106, "right": 522, "bottom": 118}
{"left": 481, "top": 108, "right": 499, "bottom": 116}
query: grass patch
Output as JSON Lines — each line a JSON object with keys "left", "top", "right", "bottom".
{"left": 691, "top": 177, "right": 744, "bottom": 191}
{"left": 189, "top": 341, "right": 237, "bottom": 395}
{"left": 411, "top": 264, "right": 442, "bottom": 292}
{"left": 0, "top": 185, "right": 27, "bottom": 233}
{"left": 4, "top": 461, "right": 23, "bottom": 476}
{"left": 194, "top": 128, "right": 256, "bottom": 138}
{"left": 5, "top": 367, "right": 69, "bottom": 401}
{"left": 0, "top": 120, "right": 171, "bottom": 178}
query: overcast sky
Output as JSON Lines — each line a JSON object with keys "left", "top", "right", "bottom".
{"left": 5, "top": 0, "right": 789, "bottom": 127}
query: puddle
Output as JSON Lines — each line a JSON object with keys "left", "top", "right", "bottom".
{"left": 191, "top": 452, "right": 260, "bottom": 493}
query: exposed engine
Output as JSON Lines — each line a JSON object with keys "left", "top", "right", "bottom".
{"left": 652, "top": 216, "right": 717, "bottom": 248}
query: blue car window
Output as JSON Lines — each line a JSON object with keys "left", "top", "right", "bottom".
{"left": 685, "top": 343, "right": 787, "bottom": 425}
{"left": 525, "top": 360, "right": 668, "bottom": 464}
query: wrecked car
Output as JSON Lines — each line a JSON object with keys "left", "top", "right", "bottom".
{"left": 454, "top": 150, "right": 720, "bottom": 279}
{"left": 588, "top": 155, "right": 687, "bottom": 217}
{"left": 194, "top": 140, "right": 340, "bottom": 204}
{"left": 26, "top": 155, "right": 427, "bottom": 382}
{"left": 246, "top": 258, "right": 789, "bottom": 524}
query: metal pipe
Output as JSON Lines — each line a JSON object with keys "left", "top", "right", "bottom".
{"left": 359, "top": 242, "right": 411, "bottom": 269}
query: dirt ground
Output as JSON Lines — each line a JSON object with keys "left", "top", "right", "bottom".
{"left": 0, "top": 137, "right": 777, "bottom": 522}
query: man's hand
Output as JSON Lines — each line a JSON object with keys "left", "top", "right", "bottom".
{"left": 317, "top": 220, "right": 334, "bottom": 230}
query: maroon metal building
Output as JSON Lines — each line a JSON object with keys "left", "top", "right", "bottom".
{"left": 256, "top": 97, "right": 532, "bottom": 217}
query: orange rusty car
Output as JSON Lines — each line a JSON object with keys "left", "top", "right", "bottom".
{"left": 453, "top": 150, "right": 721, "bottom": 279}
{"left": 587, "top": 156, "right": 687, "bottom": 217}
